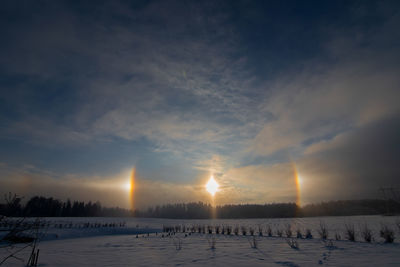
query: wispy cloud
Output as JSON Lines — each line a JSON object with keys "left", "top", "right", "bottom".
{"left": 1, "top": 1, "right": 399, "bottom": 206}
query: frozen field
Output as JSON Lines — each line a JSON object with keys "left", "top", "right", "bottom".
{"left": 1, "top": 215, "right": 400, "bottom": 266}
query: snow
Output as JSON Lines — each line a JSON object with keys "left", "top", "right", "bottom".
{"left": 1, "top": 215, "right": 399, "bottom": 266}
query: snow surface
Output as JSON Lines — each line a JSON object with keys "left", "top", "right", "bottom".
{"left": 1, "top": 215, "right": 400, "bottom": 266}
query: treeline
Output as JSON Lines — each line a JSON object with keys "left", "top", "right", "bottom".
{"left": 1, "top": 194, "right": 399, "bottom": 218}
{"left": 301, "top": 199, "right": 400, "bottom": 217}
{"left": 135, "top": 202, "right": 214, "bottom": 219}
{"left": 135, "top": 202, "right": 300, "bottom": 219}
{"left": 0, "top": 194, "right": 131, "bottom": 217}
{"left": 137, "top": 199, "right": 400, "bottom": 219}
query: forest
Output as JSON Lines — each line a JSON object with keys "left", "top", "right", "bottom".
{"left": 1, "top": 193, "right": 399, "bottom": 218}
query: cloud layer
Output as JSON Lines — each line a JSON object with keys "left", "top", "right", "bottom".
{"left": 1, "top": 1, "right": 399, "bottom": 207}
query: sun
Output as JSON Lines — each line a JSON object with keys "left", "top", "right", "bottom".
{"left": 206, "top": 176, "right": 219, "bottom": 196}
{"left": 123, "top": 182, "right": 131, "bottom": 192}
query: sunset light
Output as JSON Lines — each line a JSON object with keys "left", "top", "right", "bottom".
{"left": 123, "top": 182, "right": 131, "bottom": 191}
{"left": 206, "top": 176, "right": 219, "bottom": 196}
{"left": 1, "top": 1, "right": 399, "bottom": 265}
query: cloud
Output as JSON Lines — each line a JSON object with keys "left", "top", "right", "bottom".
{"left": 291, "top": 114, "right": 400, "bottom": 204}
{"left": 0, "top": 164, "right": 218, "bottom": 209}
{"left": 0, "top": 0, "right": 260, "bottom": 162}
{"left": 250, "top": 8, "right": 400, "bottom": 156}
{"left": 215, "top": 162, "right": 299, "bottom": 204}
{"left": 1, "top": 1, "right": 400, "bottom": 206}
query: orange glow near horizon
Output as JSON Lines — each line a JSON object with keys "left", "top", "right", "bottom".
{"left": 292, "top": 163, "right": 301, "bottom": 206}
{"left": 129, "top": 168, "right": 135, "bottom": 211}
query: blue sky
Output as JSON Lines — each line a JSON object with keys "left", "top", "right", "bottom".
{"left": 1, "top": 0, "right": 400, "bottom": 208}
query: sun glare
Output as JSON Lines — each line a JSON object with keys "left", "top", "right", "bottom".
{"left": 206, "top": 176, "right": 219, "bottom": 196}
{"left": 123, "top": 182, "right": 131, "bottom": 191}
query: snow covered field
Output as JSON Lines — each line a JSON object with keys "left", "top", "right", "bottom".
{"left": 1, "top": 215, "right": 400, "bottom": 266}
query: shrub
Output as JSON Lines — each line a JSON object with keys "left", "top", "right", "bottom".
{"left": 234, "top": 226, "right": 239, "bottom": 236}
{"left": 267, "top": 225, "right": 272, "bottom": 237}
{"left": 286, "top": 238, "right": 299, "bottom": 249}
{"left": 285, "top": 224, "right": 292, "bottom": 238}
{"left": 277, "top": 229, "right": 283, "bottom": 237}
{"left": 249, "top": 227, "right": 255, "bottom": 236}
{"left": 241, "top": 226, "right": 247, "bottom": 236}
{"left": 296, "top": 228, "right": 303, "bottom": 239}
{"left": 305, "top": 229, "right": 313, "bottom": 239}
{"left": 334, "top": 232, "right": 341, "bottom": 240}
{"left": 318, "top": 221, "right": 328, "bottom": 240}
{"left": 226, "top": 225, "right": 232, "bottom": 235}
{"left": 380, "top": 224, "right": 395, "bottom": 243}
{"left": 345, "top": 223, "right": 356, "bottom": 242}
{"left": 361, "top": 224, "right": 373, "bottom": 243}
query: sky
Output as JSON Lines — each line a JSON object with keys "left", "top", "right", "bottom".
{"left": 1, "top": 0, "right": 400, "bottom": 209}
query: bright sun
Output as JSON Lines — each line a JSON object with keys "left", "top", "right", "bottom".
{"left": 123, "top": 182, "right": 131, "bottom": 191}
{"left": 206, "top": 176, "right": 219, "bottom": 196}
